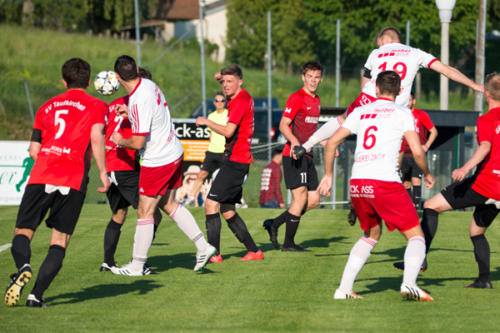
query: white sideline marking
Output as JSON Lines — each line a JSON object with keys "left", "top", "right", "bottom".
{"left": 0, "top": 243, "right": 12, "bottom": 253}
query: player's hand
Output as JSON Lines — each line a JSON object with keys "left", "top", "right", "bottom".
{"left": 111, "top": 131, "right": 123, "bottom": 145}
{"left": 97, "top": 171, "right": 111, "bottom": 193}
{"left": 422, "top": 144, "right": 429, "bottom": 153}
{"left": 318, "top": 175, "right": 332, "bottom": 197}
{"left": 115, "top": 104, "right": 129, "bottom": 117}
{"left": 279, "top": 203, "right": 286, "bottom": 209}
{"left": 423, "top": 173, "right": 436, "bottom": 189}
{"left": 293, "top": 146, "right": 306, "bottom": 160}
{"left": 196, "top": 116, "right": 207, "bottom": 126}
{"left": 474, "top": 84, "right": 485, "bottom": 94}
{"left": 214, "top": 72, "right": 222, "bottom": 82}
{"left": 451, "top": 168, "right": 467, "bottom": 182}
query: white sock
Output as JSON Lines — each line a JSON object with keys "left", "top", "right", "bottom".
{"left": 303, "top": 116, "right": 342, "bottom": 152}
{"left": 170, "top": 204, "right": 208, "bottom": 252}
{"left": 131, "top": 219, "right": 154, "bottom": 271}
{"left": 338, "top": 237, "right": 377, "bottom": 292}
{"left": 403, "top": 236, "right": 426, "bottom": 286}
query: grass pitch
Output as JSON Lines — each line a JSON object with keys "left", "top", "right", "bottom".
{"left": 1, "top": 205, "right": 500, "bottom": 332}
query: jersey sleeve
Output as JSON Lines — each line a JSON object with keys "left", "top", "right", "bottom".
{"left": 92, "top": 101, "right": 107, "bottom": 125}
{"left": 341, "top": 112, "right": 360, "bottom": 135}
{"left": 363, "top": 50, "right": 377, "bottom": 71}
{"left": 477, "top": 115, "right": 493, "bottom": 144}
{"left": 416, "top": 48, "right": 438, "bottom": 69}
{"left": 401, "top": 110, "right": 416, "bottom": 133}
{"left": 282, "top": 93, "right": 301, "bottom": 120}
{"left": 131, "top": 98, "right": 155, "bottom": 135}
{"left": 418, "top": 110, "right": 434, "bottom": 130}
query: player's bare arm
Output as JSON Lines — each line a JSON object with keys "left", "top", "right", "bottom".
{"left": 111, "top": 132, "right": 146, "bottom": 151}
{"left": 405, "top": 130, "right": 435, "bottom": 189}
{"left": 429, "top": 60, "right": 484, "bottom": 93}
{"left": 423, "top": 127, "right": 438, "bottom": 152}
{"left": 318, "top": 127, "right": 351, "bottom": 196}
{"left": 90, "top": 123, "right": 111, "bottom": 193}
{"left": 279, "top": 116, "right": 300, "bottom": 159}
{"left": 196, "top": 116, "right": 237, "bottom": 138}
{"left": 29, "top": 141, "right": 41, "bottom": 161}
{"left": 451, "top": 141, "right": 492, "bottom": 182}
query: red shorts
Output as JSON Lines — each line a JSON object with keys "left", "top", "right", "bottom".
{"left": 346, "top": 92, "right": 377, "bottom": 116}
{"left": 350, "top": 179, "right": 419, "bottom": 233}
{"left": 139, "top": 156, "right": 183, "bottom": 196}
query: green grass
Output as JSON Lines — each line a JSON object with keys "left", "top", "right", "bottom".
{"left": 0, "top": 24, "right": 477, "bottom": 140}
{"left": 1, "top": 206, "right": 499, "bottom": 332}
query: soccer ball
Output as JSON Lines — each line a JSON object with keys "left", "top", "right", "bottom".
{"left": 94, "top": 70, "right": 120, "bottom": 95}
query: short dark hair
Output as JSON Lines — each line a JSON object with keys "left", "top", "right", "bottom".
{"left": 272, "top": 147, "right": 283, "bottom": 158}
{"left": 376, "top": 71, "right": 401, "bottom": 97}
{"left": 213, "top": 91, "right": 224, "bottom": 99}
{"left": 376, "top": 27, "right": 401, "bottom": 43}
{"left": 302, "top": 61, "right": 323, "bottom": 75}
{"left": 62, "top": 58, "right": 90, "bottom": 89}
{"left": 138, "top": 67, "right": 152, "bottom": 80}
{"left": 114, "top": 55, "right": 138, "bottom": 81}
{"left": 485, "top": 72, "right": 500, "bottom": 101}
{"left": 220, "top": 64, "right": 243, "bottom": 79}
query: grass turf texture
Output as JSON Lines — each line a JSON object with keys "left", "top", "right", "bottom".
{"left": 1, "top": 206, "right": 500, "bottom": 332}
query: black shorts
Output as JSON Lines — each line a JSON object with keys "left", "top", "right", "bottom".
{"left": 400, "top": 156, "right": 423, "bottom": 181}
{"left": 106, "top": 170, "right": 140, "bottom": 213}
{"left": 16, "top": 184, "right": 85, "bottom": 235}
{"left": 207, "top": 160, "right": 249, "bottom": 204}
{"left": 201, "top": 151, "right": 224, "bottom": 174}
{"left": 441, "top": 176, "right": 500, "bottom": 228}
{"left": 283, "top": 156, "right": 319, "bottom": 190}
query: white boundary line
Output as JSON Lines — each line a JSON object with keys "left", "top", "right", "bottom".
{"left": 0, "top": 243, "right": 12, "bottom": 253}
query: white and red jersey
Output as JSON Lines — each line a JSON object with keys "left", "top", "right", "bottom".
{"left": 472, "top": 107, "right": 500, "bottom": 200}
{"left": 105, "top": 96, "right": 137, "bottom": 172}
{"left": 342, "top": 97, "right": 415, "bottom": 182}
{"left": 362, "top": 43, "right": 437, "bottom": 106}
{"left": 282, "top": 88, "right": 321, "bottom": 158}
{"left": 128, "top": 78, "right": 183, "bottom": 167}
{"left": 226, "top": 88, "right": 254, "bottom": 164}
{"left": 29, "top": 89, "right": 107, "bottom": 191}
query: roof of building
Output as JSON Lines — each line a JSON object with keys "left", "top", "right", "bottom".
{"left": 155, "top": 0, "right": 226, "bottom": 20}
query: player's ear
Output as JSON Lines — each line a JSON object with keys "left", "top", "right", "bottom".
{"left": 62, "top": 79, "right": 68, "bottom": 89}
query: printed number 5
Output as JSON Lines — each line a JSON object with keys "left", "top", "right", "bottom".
{"left": 363, "top": 126, "right": 378, "bottom": 150}
{"left": 55, "top": 109, "right": 69, "bottom": 139}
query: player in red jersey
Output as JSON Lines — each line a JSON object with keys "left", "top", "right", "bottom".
{"left": 110, "top": 56, "right": 215, "bottom": 276}
{"left": 263, "top": 61, "right": 322, "bottom": 252}
{"left": 405, "top": 73, "right": 500, "bottom": 288}
{"left": 4, "top": 58, "right": 110, "bottom": 307}
{"left": 196, "top": 64, "right": 263, "bottom": 262}
{"left": 318, "top": 71, "right": 435, "bottom": 301}
{"left": 400, "top": 93, "right": 438, "bottom": 208}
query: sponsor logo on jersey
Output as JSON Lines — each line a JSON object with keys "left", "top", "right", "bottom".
{"left": 284, "top": 107, "right": 292, "bottom": 114}
{"left": 305, "top": 116, "right": 319, "bottom": 123}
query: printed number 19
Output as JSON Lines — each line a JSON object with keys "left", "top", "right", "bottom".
{"left": 378, "top": 61, "right": 407, "bottom": 80}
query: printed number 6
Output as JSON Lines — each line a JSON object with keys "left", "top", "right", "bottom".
{"left": 362, "top": 126, "right": 378, "bottom": 150}
{"left": 55, "top": 109, "right": 69, "bottom": 139}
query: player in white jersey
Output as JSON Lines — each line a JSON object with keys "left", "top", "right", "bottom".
{"left": 298, "top": 26, "right": 483, "bottom": 155}
{"left": 318, "top": 71, "right": 436, "bottom": 301}
{"left": 110, "top": 55, "right": 216, "bottom": 276}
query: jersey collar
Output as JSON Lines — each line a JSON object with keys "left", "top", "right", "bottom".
{"left": 129, "top": 78, "right": 142, "bottom": 98}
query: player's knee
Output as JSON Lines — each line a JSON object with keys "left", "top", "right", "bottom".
{"left": 14, "top": 228, "right": 34, "bottom": 241}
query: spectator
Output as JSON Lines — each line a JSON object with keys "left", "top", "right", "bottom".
{"left": 259, "top": 148, "right": 285, "bottom": 209}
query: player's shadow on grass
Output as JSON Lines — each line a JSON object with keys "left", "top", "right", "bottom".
{"left": 148, "top": 253, "right": 197, "bottom": 273}
{"left": 46, "top": 280, "right": 162, "bottom": 306}
{"left": 300, "top": 236, "right": 348, "bottom": 249}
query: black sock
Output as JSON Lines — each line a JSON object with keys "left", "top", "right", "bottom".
{"left": 471, "top": 234, "right": 490, "bottom": 282}
{"left": 103, "top": 219, "right": 122, "bottom": 266}
{"left": 11, "top": 234, "right": 31, "bottom": 270}
{"left": 283, "top": 213, "right": 301, "bottom": 247}
{"left": 271, "top": 210, "right": 288, "bottom": 229}
{"left": 421, "top": 208, "right": 439, "bottom": 254}
{"left": 226, "top": 214, "right": 258, "bottom": 252}
{"left": 206, "top": 213, "right": 222, "bottom": 253}
{"left": 413, "top": 186, "right": 421, "bottom": 208}
{"left": 31, "top": 245, "right": 66, "bottom": 300}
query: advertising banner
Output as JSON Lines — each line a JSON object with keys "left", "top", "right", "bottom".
{"left": 0, "top": 141, "right": 32, "bottom": 205}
